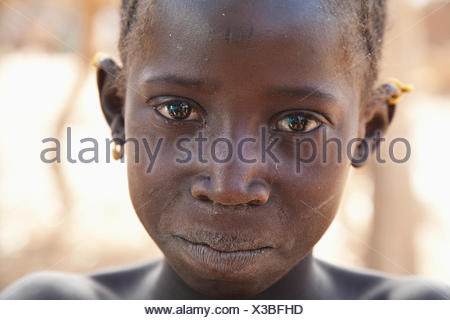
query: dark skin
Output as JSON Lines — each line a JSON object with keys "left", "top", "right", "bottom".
{"left": 2, "top": 0, "right": 449, "bottom": 300}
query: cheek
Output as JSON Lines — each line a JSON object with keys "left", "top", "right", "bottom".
{"left": 124, "top": 103, "right": 181, "bottom": 240}
{"left": 280, "top": 163, "right": 348, "bottom": 246}
{"left": 272, "top": 129, "right": 352, "bottom": 254}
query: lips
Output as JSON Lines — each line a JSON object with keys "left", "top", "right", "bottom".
{"left": 173, "top": 229, "right": 273, "bottom": 252}
{"left": 172, "top": 230, "right": 274, "bottom": 274}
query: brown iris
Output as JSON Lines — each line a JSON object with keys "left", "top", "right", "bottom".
{"left": 167, "top": 102, "right": 192, "bottom": 120}
{"left": 286, "top": 114, "right": 309, "bottom": 131}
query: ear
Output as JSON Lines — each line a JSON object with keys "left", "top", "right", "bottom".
{"left": 352, "top": 81, "right": 409, "bottom": 168}
{"left": 94, "top": 54, "right": 125, "bottom": 142}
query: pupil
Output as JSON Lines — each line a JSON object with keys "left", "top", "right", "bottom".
{"left": 287, "top": 114, "right": 307, "bottom": 131}
{"left": 168, "top": 102, "right": 191, "bottom": 120}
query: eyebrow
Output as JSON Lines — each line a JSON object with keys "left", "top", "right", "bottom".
{"left": 143, "top": 75, "right": 338, "bottom": 102}
{"left": 143, "top": 74, "right": 218, "bottom": 89}
{"left": 267, "top": 85, "right": 338, "bottom": 103}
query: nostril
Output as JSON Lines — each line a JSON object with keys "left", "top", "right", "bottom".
{"left": 196, "top": 194, "right": 212, "bottom": 203}
{"left": 248, "top": 199, "right": 263, "bottom": 206}
{"left": 191, "top": 174, "right": 214, "bottom": 203}
{"left": 247, "top": 179, "right": 270, "bottom": 206}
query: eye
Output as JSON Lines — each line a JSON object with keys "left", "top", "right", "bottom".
{"left": 275, "top": 112, "right": 322, "bottom": 133}
{"left": 153, "top": 100, "right": 203, "bottom": 122}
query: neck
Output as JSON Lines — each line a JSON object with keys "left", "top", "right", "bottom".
{"left": 254, "top": 252, "right": 320, "bottom": 299}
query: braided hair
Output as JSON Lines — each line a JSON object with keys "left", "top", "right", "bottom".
{"left": 119, "top": 0, "right": 139, "bottom": 64}
{"left": 118, "top": 0, "right": 387, "bottom": 93}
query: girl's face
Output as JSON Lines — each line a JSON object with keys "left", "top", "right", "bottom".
{"left": 119, "top": 0, "right": 366, "bottom": 297}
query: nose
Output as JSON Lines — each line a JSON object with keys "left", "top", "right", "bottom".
{"left": 190, "top": 110, "right": 271, "bottom": 206}
{"left": 191, "top": 167, "right": 271, "bottom": 206}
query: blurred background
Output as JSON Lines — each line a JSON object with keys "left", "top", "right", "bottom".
{"left": 0, "top": 0, "right": 449, "bottom": 290}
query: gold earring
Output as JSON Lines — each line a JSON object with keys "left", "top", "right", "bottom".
{"left": 387, "top": 78, "right": 413, "bottom": 105}
{"left": 91, "top": 52, "right": 107, "bottom": 68}
{"left": 112, "top": 142, "right": 124, "bottom": 160}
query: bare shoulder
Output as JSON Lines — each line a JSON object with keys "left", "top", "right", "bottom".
{"left": 87, "top": 259, "right": 162, "bottom": 299}
{"left": 0, "top": 271, "right": 115, "bottom": 300}
{"left": 316, "top": 259, "right": 450, "bottom": 300}
{"left": 366, "top": 277, "right": 450, "bottom": 300}
{"left": 0, "top": 260, "right": 162, "bottom": 300}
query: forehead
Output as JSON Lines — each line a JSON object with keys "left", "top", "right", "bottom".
{"left": 128, "top": 0, "right": 358, "bottom": 100}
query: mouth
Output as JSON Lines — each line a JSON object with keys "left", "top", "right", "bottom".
{"left": 173, "top": 232, "right": 274, "bottom": 274}
{"left": 175, "top": 235, "right": 273, "bottom": 253}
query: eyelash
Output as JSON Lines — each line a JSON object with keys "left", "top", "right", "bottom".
{"left": 148, "top": 97, "right": 327, "bottom": 133}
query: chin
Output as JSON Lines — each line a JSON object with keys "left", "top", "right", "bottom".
{"left": 164, "top": 244, "right": 284, "bottom": 298}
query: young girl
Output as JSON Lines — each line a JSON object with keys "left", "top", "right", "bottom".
{"left": 2, "top": 0, "right": 449, "bottom": 299}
